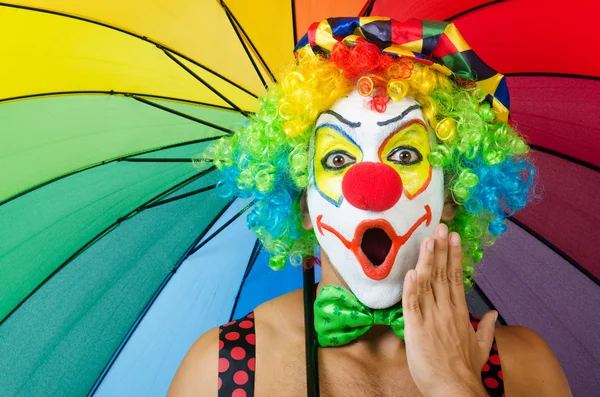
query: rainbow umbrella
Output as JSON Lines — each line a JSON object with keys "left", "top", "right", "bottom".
{"left": 0, "top": 0, "right": 598, "bottom": 396}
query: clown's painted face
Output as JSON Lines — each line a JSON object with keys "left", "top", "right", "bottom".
{"left": 307, "top": 90, "right": 444, "bottom": 309}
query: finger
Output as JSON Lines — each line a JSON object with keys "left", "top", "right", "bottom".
{"left": 432, "top": 223, "right": 451, "bottom": 307}
{"left": 476, "top": 310, "right": 498, "bottom": 367}
{"left": 448, "top": 232, "right": 468, "bottom": 311}
{"left": 402, "top": 269, "right": 422, "bottom": 324}
{"left": 415, "top": 237, "right": 435, "bottom": 311}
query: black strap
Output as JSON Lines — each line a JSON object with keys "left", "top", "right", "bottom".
{"left": 303, "top": 260, "right": 320, "bottom": 397}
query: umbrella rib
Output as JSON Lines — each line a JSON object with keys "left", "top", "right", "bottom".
{"left": 187, "top": 200, "right": 256, "bottom": 258}
{"left": 508, "top": 217, "right": 600, "bottom": 287}
{"left": 359, "top": 0, "right": 377, "bottom": 17}
{"left": 161, "top": 49, "right": 250, "bottom": 116}
{"left": 229, "top": 239, "right": 263, "bottom": 322}
{"left": 122, "top": 158, "right": 199, "bottom": 163}
{"left": 172, "top": 198, "right": 239, "bottom": 273}
{"left": 506, "top": 72, "right": 600, "bottom": 82}
{"left": 471, "top": 283, "right": 507, "bottom": 325}
{"left": 290, "top": 0, "right": 298, "bottom": 46}
{"left": 445, "top": 0, "right": 504, "bottom": 21}
{"left": 87, "top": 276, "right": 172, "bottom": 397}
{"left": 140, "top": 184, "right": 218, "bottom": 210}
{"left": 221, "top": 6, "right": 268, "bottom": 89}
{"left": 0, "top": 167, "right": 216, "bottom": 326}
{"left": 87, "top": 198, "right": 237, "bottom": 397}
{"left": 141, "top": 166, "right": 218, "bottom": 208}
{"left": 130, "top": 95, "right": 235, "bottom": 134}
{"left": 0, "top": 2, "right": 260, "bottom": 100}
{"left": 530, "top": 145, "right": 599, "bottom": 173}
{"left": 0, "top": 90, "right": 240, "bottom": 111}
{"left": 221, "top": 1, "right": 277, "bottom": 84}
{"left": 0, "top": 139, "right": 222, "bottom": 207}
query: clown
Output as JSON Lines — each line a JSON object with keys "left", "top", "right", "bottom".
{"left": 170, "top": 18, "right": 570, "bottom": 397}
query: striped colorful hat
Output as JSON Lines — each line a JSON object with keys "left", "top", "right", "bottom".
{"left": 295, "top": 17, "right": 510, "bottom": 122}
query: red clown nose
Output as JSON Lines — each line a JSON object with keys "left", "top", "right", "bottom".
{"left": 342, "top": 162, "right": 403, "bottom": 212}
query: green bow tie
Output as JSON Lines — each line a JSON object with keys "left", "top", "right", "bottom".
{"left": 314, "top": 285, "right": 405, "bottom": 347}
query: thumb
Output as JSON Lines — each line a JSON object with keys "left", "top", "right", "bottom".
{"left": 476, "top": 310, "right": 497, "bottom": 363}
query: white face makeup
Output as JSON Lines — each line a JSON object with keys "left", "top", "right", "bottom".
{"left": 307, "top": 90, "right": 444, "bottom": 309}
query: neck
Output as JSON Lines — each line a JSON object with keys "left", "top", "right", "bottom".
{"left": 316, "top": 252, "right": 407, "bottom": 356}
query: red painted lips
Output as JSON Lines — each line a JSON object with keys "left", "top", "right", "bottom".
{"left": 316, "top": 205, "right": 432, "bottom": 280}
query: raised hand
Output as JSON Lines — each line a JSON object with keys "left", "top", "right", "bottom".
{"left": 401, "top": 223, "right": 497, "bottom": 397}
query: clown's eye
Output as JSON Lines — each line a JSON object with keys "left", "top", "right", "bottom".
{"left": 323, "top": 151, "right": 356, "bottom": 170}
{"left": 388, "top": 146, "right": 422, "bottom": 165}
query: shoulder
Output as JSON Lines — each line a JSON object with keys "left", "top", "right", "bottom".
{"left": 168, "top": 326, "right": 219, "bottom": 397}
{"left": 255, "top": 287, "right": 305, "bottom": 333}
{"left": 167, "top": 288, "right": 304, "bottom": 397}
{"left": 495, "top": 325, "right": 571, "bottom": 397}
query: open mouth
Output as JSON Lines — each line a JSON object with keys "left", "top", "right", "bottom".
{"left": 316, "top": 205, "right": 432, "bottom": 280}
{"left": 361, "top": 228, "right": 392, "bottom": 267}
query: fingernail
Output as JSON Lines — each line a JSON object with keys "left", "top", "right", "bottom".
{"left": 438, "top": 223, "right": 448, "bottom": 238}
{"left": 450, "top": 233, "right": 460, "bottom": 246}
{"left": 426, "top": 240, "right": 434, "bottom": 252}
{"left": 494, "top": 311, "right": 499, "bottom": 323}
{"left": 411, "top": 270, "right": 417, "bottom": 282}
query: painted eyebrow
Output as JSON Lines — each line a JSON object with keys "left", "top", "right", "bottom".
{"left": 322, "top": 110, "right": 362, "bottom": 128}
{"left": 376, "top": 104, "right": 422, "bottom": 127}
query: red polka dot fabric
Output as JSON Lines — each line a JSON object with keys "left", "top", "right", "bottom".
{"left": 218, "top": 312, "right": 255, "bottom": 397}
{"left": 218, "top": 311, "right": 503, "bottom": 396}
{"left": 470, "top": 312, "right": 505, "bottom": 397}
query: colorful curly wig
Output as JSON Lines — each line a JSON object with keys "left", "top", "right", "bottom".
{"left": 203, "top": 24, "right": 536, "bottom": 290}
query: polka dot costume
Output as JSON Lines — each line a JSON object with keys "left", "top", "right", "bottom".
{"left": 471, "top": 312, "right": 506, "bottom": 397}
{"left": 218, "top": 312, "right": 255, "bottom": 397}
{"left": 218, "top": 311, "right": 504, "bottom": 396}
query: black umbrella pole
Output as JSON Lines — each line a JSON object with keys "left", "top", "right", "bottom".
{"left": 303, "top": 258, "right": 320, "bottom": 397}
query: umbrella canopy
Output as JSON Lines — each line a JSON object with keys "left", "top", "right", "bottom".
{"left": 0, "top": 1, "right": 598, "bottom": 397}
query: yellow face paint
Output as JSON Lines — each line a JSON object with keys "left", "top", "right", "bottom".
{"left": 313, "top": 124, "right": 363, "bottom": 206}
{"left": 378, "top": 120, "right": 432, "bottom": 200}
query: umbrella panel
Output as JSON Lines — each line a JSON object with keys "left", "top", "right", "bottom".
{"left": 508, "top": 76, "right": 600, "bottom": 169}
{"left": 370, "top": 0, "right": 491, "bottom": 21}
{"left": 476, "top": 221, "right": 600, "bottom": 397}
{"left": 512, "top": 149, "right": 600, "bottom": 281}
{"left": 293, "top": 0, "right": 369, "bottom": 41}
{"left": 225, "top": 0, "right": 294, "bottom": 83}
{"left": 0, "top": 0, "right": 268, "bottom": 98}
